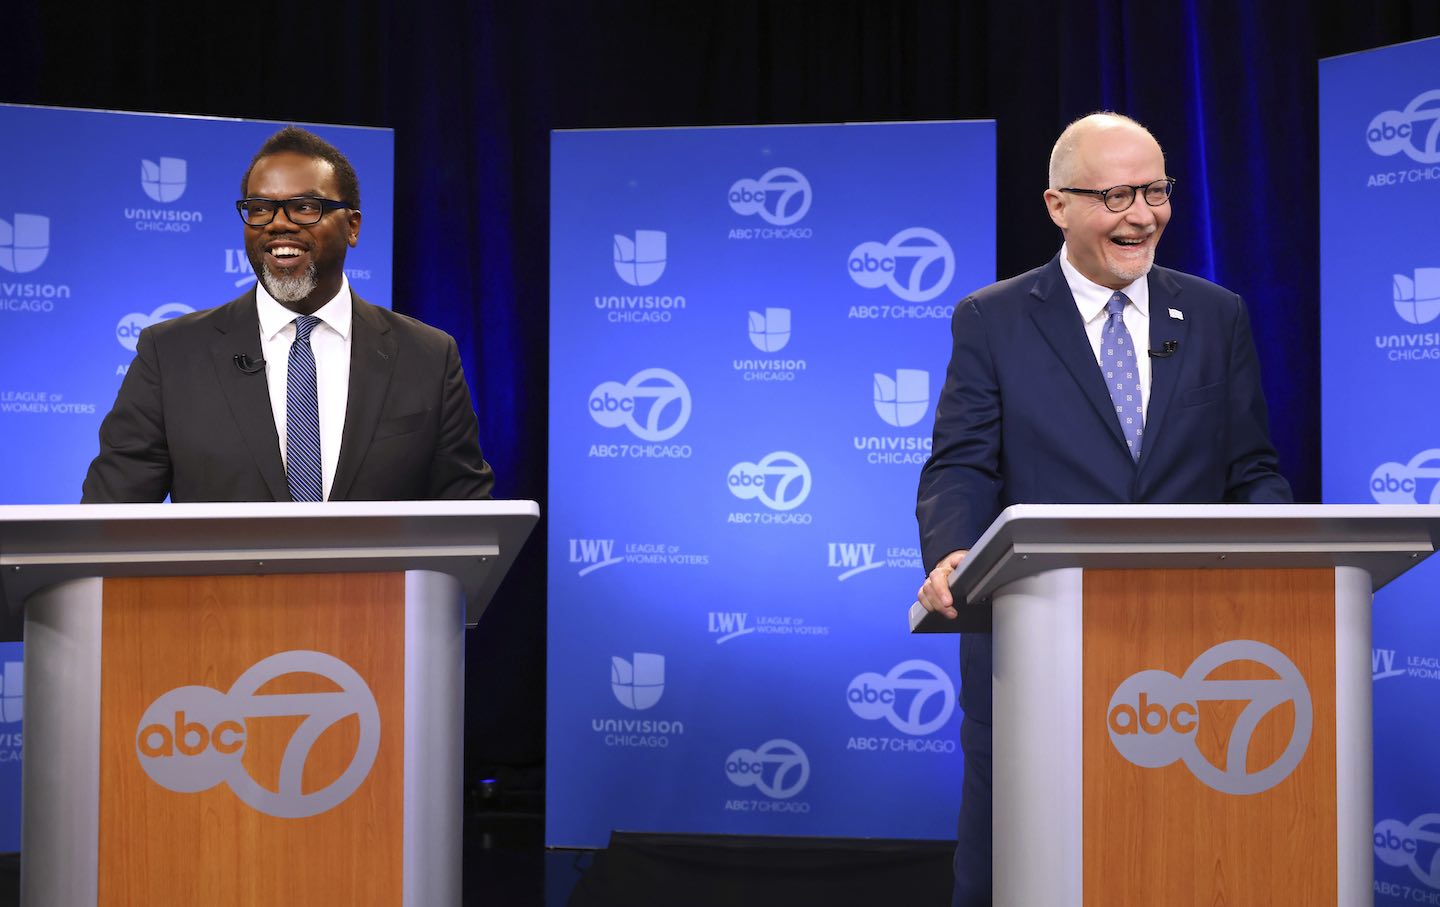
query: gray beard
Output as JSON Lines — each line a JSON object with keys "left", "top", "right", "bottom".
{"left": 260, "top": 261, "right": 318, "bottom": 304}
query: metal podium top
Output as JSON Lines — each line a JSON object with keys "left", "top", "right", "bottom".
{"left": 910, "top": 503, "right": 1440, "bottom": 633}
{"left": 0, "top": 500, "right": 540, "bottom": 627}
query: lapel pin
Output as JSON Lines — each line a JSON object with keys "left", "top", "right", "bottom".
{"left": 1168, "top": 307, "right": 1184, "bottom": 321}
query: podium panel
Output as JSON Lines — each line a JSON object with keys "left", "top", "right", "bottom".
{"left": 97, "top": 573, "right": 406, "bottom": 906}
{"left": 1081, "top": 568, "right": 1338, "bottom": 905}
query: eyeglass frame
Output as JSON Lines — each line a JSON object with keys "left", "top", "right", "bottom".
{"left": 234, "top": 196, "right": 356, "bottom": 227}
{"left": 1056, "top": 177, "right": 1176, "bottom": 213}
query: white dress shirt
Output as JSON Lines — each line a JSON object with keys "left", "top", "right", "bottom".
{"left": 1058, "top": 243, "right": 1152, "bottom": 418}
{"left": 256, "top": 276, "right": 353, "bottom": 500}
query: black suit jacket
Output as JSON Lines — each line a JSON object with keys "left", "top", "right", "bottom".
{"left": 82, "top": 289, "right": 495, "bottom": 502}
{"left": 917, "top": 256, "right": 1292, "bottom": 571}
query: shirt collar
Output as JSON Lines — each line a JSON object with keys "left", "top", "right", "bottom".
{"left": 1057, "top": 243, "right": 1150, "bottom": 324}
{"left": 256, "top": 274, "right": 353, "bottom": 341}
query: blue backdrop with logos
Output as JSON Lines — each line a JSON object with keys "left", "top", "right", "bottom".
{"left": 1319, "top": 36, "right": 1440, "bottom": 904}
{"left": 0, "top": 104, "right": 392, "bottom": 852}
{"left": 546, "top": 122, "right": 995, "bottom": 847}
{"left": 0, "top": 104, "right": 394, "bottom": 504}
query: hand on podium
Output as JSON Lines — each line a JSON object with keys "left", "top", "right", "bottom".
{"left": 916, "top": 549, "right": 968, "bottom": 620}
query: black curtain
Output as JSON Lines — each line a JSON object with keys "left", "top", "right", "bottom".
{"left": 6, "top": 0, "right": 1437, "bottom": 776}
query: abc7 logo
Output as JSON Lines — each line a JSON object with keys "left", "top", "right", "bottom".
{"left": 1375, "top": 815, "right": 1440, "bottom": 889}
{"left": 1106, "top": 640, "right": 1312, "bottom": 796}
{"left": 116, "top": 302, "right": 194, "bottom": 352}
{"left": 135, "top": 650, "right": 380, "bottom": 819}
{"left": 727, "top": 451, "right": 812, "bottom": 511}
{"left": 588, "top": 368, "right": 692, "bottom": 441}
{"left": 847, "top": 227, "right": 955, "bottom": 303}
{"left": 727, "top": 167, "right": 812, "bottom": 226}
{"left": 1367, "top": 89, "right": 1440, "bottom": 163}
{"left": 847, "top": 659, "right": 956, "bottom": 736}
{"left": 725, "top": 738, "right": 810, "bottom": 799}
{"left": 1370, "top": 450, "right": 1440, "bottom": 503}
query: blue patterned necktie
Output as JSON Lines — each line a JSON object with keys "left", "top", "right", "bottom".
{"left": 1102, "top": 292, "right": 1144, "bottom": 461}
{"left": 286, "top": 315, "right": 324, "bottom": 502}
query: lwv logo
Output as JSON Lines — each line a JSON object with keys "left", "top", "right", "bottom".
{"left": 1374, "top": 648, "right": 1405, "bottom": 681}
{"left": 708, "top": 612, "right": 754, "bottom": 645}
{"left": 569, "top": 538, "right": 622, "bottom": 576}
{"left": 828, "top": 543, "right": 881, "bottom": 581}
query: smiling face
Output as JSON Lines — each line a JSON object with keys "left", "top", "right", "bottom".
{"left": 242, "top": 151, "right": 361, "bottom": 314}
{"left": 1044, "top": 122, "right": 1170, "bottom": 291}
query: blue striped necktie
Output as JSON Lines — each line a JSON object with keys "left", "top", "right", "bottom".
{"left": 1102, "top": 292, "right": 1144, "bottom": 461}
{"left": 286, "top": 315, "right": 324, "bottom": 502}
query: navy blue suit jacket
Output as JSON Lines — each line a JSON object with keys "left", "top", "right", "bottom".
{"left": 917, "top": 256, "right": 1292, "bottom": 573}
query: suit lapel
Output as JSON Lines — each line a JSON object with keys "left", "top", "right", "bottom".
{"left": 1139, "top": 268, "right": 1191, "bottom": 468}
{"left": 1027, "top": 259, "right": 1129, "bottom": 453}
{"left": 210, "top": 291, "right": 289, "bottom": 500}
{"left": 330, "top": 294, "right": 397, "bottom": 501}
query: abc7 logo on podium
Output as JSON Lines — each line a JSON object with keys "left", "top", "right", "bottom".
{"left": 1106, "top": 640, "right": 1312, "bottom": 795}
{"left": 134, "top": 650, "right": 381, "bottom": 819}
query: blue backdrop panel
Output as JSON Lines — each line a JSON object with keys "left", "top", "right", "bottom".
{"left": 0, "top": 642, "right": 20, "bottom": 852}
{"left": 547, "top": 122, "right": 995, "bottom": 847}
{"left": 0, "top": 104, "right": 392, "bottom": 853}
{"left": 1320, "top": 36, "right": 1440, "bottom": 904}
{"left": 0, "top": 104, "right": 393, "bottom": 505}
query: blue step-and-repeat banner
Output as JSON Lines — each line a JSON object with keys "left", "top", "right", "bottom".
{"left": 546, "top": 122, "right": 995, "bottom": 847}
{"left": 0, "top": 104, "right": 393, "bottom": 852}
{"left": 0, "top": 104, "right": 394, "bottom": 504}
{"left": 1320, "top": 36, "right": 1440, "bottom": 904}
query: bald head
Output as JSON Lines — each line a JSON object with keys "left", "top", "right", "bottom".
{"left": 1048, "top": 113, "right": 1164, "bottom": 189}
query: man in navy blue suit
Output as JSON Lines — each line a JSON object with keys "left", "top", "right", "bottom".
{"left": 915, "top": 112, "right": 1292, "bottom": 906}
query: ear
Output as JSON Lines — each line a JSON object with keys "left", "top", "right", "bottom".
{"left": 1043, "top": 188, "right": 1067, "bottom": 231}
{"left": 346, "top": 209, "right": 362, "bottom": 247}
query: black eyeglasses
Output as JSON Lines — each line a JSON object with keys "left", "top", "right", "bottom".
{"left": 1058, "top": 178, "right": 1176, "bottom": 213}
{"left": 235, "top": 196, "right": 354, "bottom": 226}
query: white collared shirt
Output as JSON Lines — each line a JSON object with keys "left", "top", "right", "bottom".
{"left": 256, "top": 276, "right": 353, "bottom": 500}
{"left": 1058, "top": 243, "right": 1152, "bottom": 418}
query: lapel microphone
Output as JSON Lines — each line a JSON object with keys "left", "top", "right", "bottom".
{"left": 233, "top": 354, "right": 266, "bottom": 374}
{"left": 1147, "top": 340, "right": 1178, "bottom": 359}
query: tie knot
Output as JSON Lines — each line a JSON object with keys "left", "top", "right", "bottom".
{"left": 1106, "top": 292, "right": 1128, "bottom": 317}
{"left": 293, "top": 314, "right": 320, "bottom": 343}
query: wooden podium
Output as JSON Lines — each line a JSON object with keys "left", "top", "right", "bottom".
{"left": 909, "top": 504, "right": 1440, "bottom": 907}
{"left": 0, "top": 501, "right": 538, "bottom": 907}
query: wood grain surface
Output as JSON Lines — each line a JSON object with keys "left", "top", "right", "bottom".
{"left": 98, "top": 573, "right": 405, "bottom": 906}
{"left": 1082, "top": 568, "right": 1337, "bottom": 907}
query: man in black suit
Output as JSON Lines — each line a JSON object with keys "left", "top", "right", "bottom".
{"left": 83, "top": 126, "right": 494, "bottom": 502}
{"left": 915, "top": 112, "right": 1292, "bottom": 906}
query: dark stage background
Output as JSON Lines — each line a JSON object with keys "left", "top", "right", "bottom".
{"left": 5, "top": 0, "right": 1438, "bottom": 790}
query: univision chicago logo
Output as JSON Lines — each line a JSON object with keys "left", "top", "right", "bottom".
{"left": 594, "top": 653, "right": 684, "bottom": 749}
{"left": 610, "top": 653, "right": 665, "bottom": 710}
{"left": 141, "top": 156, "right": 187, "bottom": 202}
{"left": 0, "top": 213, "right": 50, "bottom": 274}
{"left": 736, "top": 308, "right": 807, "bottom": 383}
{"left": 1, "top": 662, "right": 21, "bottom": 724}
{"left": 748, "top": 307, "right": 791, "bottom": 352}
{"left": 125, "top": 157, "right": 204, "bottom": 233}
{"left": 1393, "top": 269, "right": 1440, "bottom": 325}
{"left": 613, "top": 230, "right": 667, "bottom": 287}
{"left": 855, "top": 369, "right": 932, "bottom": 466}
{"left": 873, "top": 369, "right": 929, "bottom": 427}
